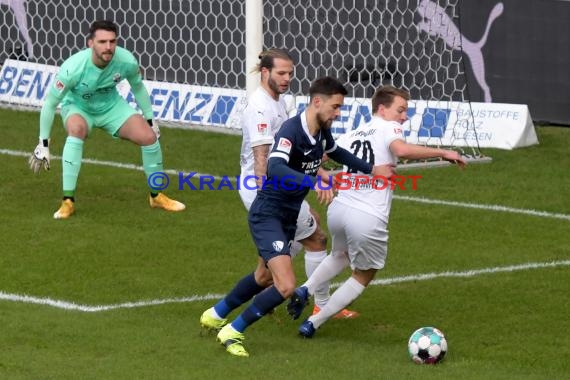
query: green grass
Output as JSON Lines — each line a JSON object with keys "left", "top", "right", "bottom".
{"left": 0, "top": 108, "right": 569, "bottom": 379}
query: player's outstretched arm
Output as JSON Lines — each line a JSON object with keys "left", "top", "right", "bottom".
{"left": 327, "top": 146, "right": 373, "bottom": 174}
{"left": 267, "top": 156, "right": 313, "bottom": 185}
{"left": 441, "top": 150, "right": 467, "bottom": 168}
{"left": 29, "top": 93, "right": 60, "bottom": 173}
{"left": 129, "top": 76, "right": 158, "bottom": 140}
{"left": 390, "top": 140, "right": 466, "bottom": 169}
{"left": 128, "top": 67, "right": 154, "bottom": 121}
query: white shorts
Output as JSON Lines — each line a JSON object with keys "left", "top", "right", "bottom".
{"left": 239, "top": 187, "right": 317, "bottom": 242}
{"left": 327, "top": 200, "right": 388, "bottom": 270}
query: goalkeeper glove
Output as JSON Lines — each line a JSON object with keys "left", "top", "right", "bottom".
{"left": 29, "top": 138, "right": 50, "bottom": 174}
{"left": 147, "top": 119, "right": 160, "bottom": 140}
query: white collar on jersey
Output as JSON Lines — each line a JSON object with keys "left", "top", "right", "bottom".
{"left": 258, "top": 85, "right": 283, "bottom": 103}
{"left": 300, "top": 111, "right": 319, "bottom": 145}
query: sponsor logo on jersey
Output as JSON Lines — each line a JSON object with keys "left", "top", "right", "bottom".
{"left": 276, "top": 137, "right": 292, "bottom": 154}
{"left": 272, "top": 241, "right": 284, "bottom": 252}
{"left": 257, "top": 123, "right": 268, "bottom": 135}
{"left": 54, "top": 79, "right": 65, "bottom": 92}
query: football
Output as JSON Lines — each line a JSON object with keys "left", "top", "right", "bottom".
{"left": 407, "top": 326, "right": 448, "bottom": 364}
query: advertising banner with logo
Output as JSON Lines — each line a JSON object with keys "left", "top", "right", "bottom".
{"left": 458, "top": 0, "right": 570, "bottom": 125}
{"left": 0, "top": 59, "right": 537, "bottom": 150}
{"left": 296, "top": 97, "right": 537, "bottom": 149}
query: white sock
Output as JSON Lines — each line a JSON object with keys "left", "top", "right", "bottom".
{"left": 304, "top": 250, "right": 329, "bottom": 307}
{"left": 309, "top": 277, "right": 365, "bottom": 329}
{"left": 304, "top": 251, "right": 349, "bottom": 307}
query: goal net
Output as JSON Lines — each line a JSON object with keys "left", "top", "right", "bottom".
{"left": 0, "top": 0, "right": 487, "bottom": 164}
{"left": 262, "top": 0, "right": 488, "bottom": 165}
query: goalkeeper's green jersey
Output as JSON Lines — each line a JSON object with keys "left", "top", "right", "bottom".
{"left": 39, "top": 46, "right": 153, "bottom": 139}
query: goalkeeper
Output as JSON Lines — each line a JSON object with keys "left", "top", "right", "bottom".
{"left": 29, "top": 20, "right": 185, "bottom": 219}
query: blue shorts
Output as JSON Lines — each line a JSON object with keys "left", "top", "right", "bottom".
{"left": 248, "top": 194, "right": 299, "bottom": 263}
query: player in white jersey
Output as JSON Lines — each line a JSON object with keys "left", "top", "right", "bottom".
{"left": 199, "top": 50, "right": 357, "bottom": 336}
{"left": 238, "top": 50, "right": 321, "bottom": 251}
{"left": 288, "top": 86, "right": 466, "bottom": 337}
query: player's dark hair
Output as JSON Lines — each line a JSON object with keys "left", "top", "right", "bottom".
{"left": 88, "top": 20, "right": 119, "bottom": 39}
{"left": 309, "top": 76, "right": 348, "bottom": 101}
{"left": 371, "top": 85, "right": 410, "bottom": 113}
{"left": 254, "top": 48, "right": 294, "bottom": 73}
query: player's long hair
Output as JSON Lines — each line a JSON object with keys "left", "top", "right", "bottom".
{"left": 371, "top": 86, "right": 410, "bottom": 113}
{"left": 253, "top": 48, "right": 294, "bottom": 73}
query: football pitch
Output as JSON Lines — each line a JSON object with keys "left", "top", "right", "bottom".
{"left": 1, "top": 107, "right": 569, "bottom": 379}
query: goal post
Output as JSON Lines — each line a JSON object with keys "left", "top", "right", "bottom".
{"left": 246, "top": 0, "right": 263, "bottom": 97}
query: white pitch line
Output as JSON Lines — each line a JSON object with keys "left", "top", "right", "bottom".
{"left": 0, "top": 148, "right": 205, "bottom": 177}
{"left": 2, "top": 148, "right": 569, "bottom": 221}
{"left": 0, "top": 292, "right": 225, "bottom": 313}
{"left": 1, "top": 260, "right": 569, "bottom": 313}
{"left": 394, "top": 195, "right": 570, "bottom": 221}
{"left": 363, "top": 259, "right": 570, "bottom": 287}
